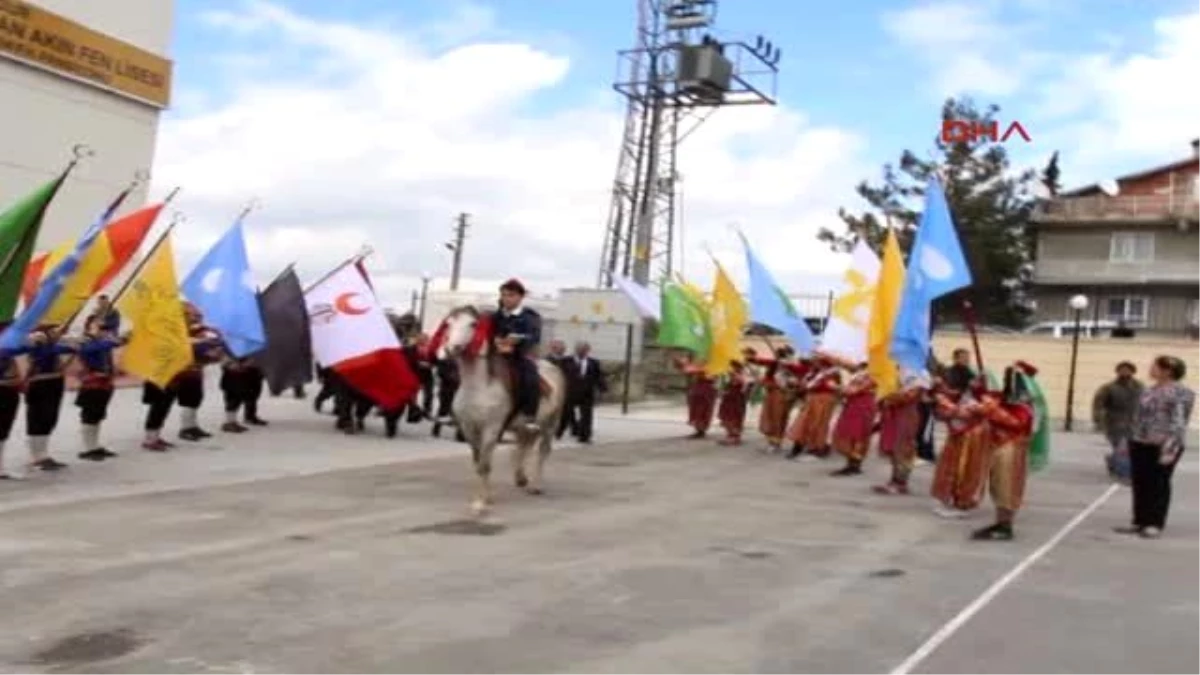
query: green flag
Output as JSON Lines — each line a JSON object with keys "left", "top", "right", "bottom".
{"left": 1020, "top": 372, "right": 1051, "bottom": 472}
{"left": 0, "top": 177, "right": 67, "bottom": 321}
{"left": 658, "top": 283, "right": 711, "bottom": 358}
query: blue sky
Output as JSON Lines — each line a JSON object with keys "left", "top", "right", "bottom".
{"left": 155, "top": 0, "right": 1199, "bottom": 300}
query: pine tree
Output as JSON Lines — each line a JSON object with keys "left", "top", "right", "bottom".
{"left": 818, "top": 97, "right": 1038, "bottom": 327}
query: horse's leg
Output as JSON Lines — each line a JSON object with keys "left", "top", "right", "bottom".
{"left": 512, "top": 431, "right": 530, "bottom": 489}
{"left": 470, "top": 426, "right": 501, "bottom": 516}
{"left": 527, "top": 412, "right": 557, "bottom": 495}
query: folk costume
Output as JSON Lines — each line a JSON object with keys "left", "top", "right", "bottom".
{"left": 970, "top": 361, "right": 1040, "bottom": 541}
{"left": 717, "top": 360, "right": 754, "bottom": 446}
{"left": 752, "top": 348, "right": 803, "bottom": 452}
{"left": 873, "top": 371, "right": 926, "bottom": 495}
{"left": 831, "top": 366, "right": 877, "bottom": 476}
{"left": 176, "top": 319, "right": 224, "bottom": 442}
{"left": 929, "top": 380, "right": 992, "bottom": 517}
{"left": 492, "top": 278, "right": 543, "bottom": 433}
{"left": 677, "top": 354, "right": 716, "bottom": 438}
{"left": 0, "top": 330, "right": 30, "bottom": 478}
{"left": 23, "top": 327, "right": 73, "bottom": 472}
{"left": 786, "top": 357, "right": 841, "bottom": 459}
{"left": 74, "top": 319, "right": 127, "bottom": 461}
{"left": 219, "top": 356, "right": 256, "bottom": 434}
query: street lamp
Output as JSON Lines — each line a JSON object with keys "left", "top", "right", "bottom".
{"left": 418, "top": 273, "right": 432, "bottom": 331}
{"left": 1064, "top": 293, "right": 1089, "bottom": 431}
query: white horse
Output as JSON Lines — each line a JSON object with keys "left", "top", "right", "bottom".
{"left": 434, "top": 306, "right": 567, "bottom": 516}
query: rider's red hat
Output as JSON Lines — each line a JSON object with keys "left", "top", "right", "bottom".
{"left": 499, "top": 278, "right": 527, "bottom": 295}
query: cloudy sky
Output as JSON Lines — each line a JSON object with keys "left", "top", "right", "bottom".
{"left": 151, "top": 0, "right": 1200, "bottom": 307}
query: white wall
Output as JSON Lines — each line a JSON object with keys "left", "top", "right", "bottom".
{"left": 0, "top": 0, "right": 173, "bottom": 250}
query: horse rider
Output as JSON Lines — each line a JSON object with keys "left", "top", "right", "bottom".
{"left": 493, "top": 278, "right": 543, "bottom": 433}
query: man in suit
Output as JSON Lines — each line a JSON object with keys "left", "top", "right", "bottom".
{"left": 565, "top": 341, "right": 606, "bottom": 444}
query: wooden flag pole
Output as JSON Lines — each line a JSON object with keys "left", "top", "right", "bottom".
{"left": 960, "top": 298, "right": 986, "bottom": 376}
{"left": 263, "top": 262, "right": 297, "bottom": 292}
{"left": 303, "top": 245, "right": 374, "bottom": 294}
{"left": 107, "top": 211, "right": 185, "bottom": 308}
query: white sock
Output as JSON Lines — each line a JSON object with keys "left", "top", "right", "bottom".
{"left": 81, "top": 424, "right": 101, "bottom": 451}
{"left": 225, "top": 410, "right": 238, "bottom": 424}
{"left": 28, "top": 436, "right": 49, "bottom": 462}
{"left": 181, "top": 407, "right": 198, "bottom": 429}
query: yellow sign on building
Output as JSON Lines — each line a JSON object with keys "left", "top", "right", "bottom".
{"left": 0, "top": 0, "right": 172, "bottom": 107}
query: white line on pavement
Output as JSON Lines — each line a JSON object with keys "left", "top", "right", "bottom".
{"left": 890, "top": 483, "right": 1121, "bottom": 675}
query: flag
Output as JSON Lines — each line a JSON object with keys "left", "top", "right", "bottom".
{"left": 612, "top": 274, "right": 661, "bottom": 321}
{"left": 1021, "top": 372, "right": 1051, "bottom": 472}
{"left": 889, "top": 177, "right": 972, "bottom": 373}
{"left": 820, "top": 239, "right": 881, "bottom": 364}
{"left": 868, "top": 230, "right": 905, "bottom": 396}
{"left": 258, "top": 267, "right": 313, "bottom": 394}
{"left": 0, "top": 187, "right": 132, "bottom": 349}
{"left": 657, "top": 283, "right": 710, "bottom": 357}
{"left": 117, "top": 236, "right": 193, "bottom": 387}
{"left": 305, "top": 261, "right": 419, "bottom": 410}
{"left": 180, "top": 220, "right": 266, "bottom": 358}
{"left": 703, "top": 264, "right": 748, "bottom": 377}
{"left": 739, "top": 233, "right": 815, "bottom": 355}
{"left": 0, "top": 176, "right": 68, "bottom": 321}
{"left": 19, "top": 203, "right": 162, "bottom": 319}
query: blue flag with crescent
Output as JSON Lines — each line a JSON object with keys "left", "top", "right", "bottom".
{"left": 739, "top": 231, "right": 815, "bottom": 355}
{"left": 181, "top": 219, "right": 266, "bottom": 357}
{"left": 889, "top": 177, "right": 972, "bottom": 374}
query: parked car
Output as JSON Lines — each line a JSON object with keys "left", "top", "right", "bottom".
{"left": 1022, "top": 320, "right": 1118, "bottom": 339}
{"left": 936, "top": 323, "right": 1021, "bottom": 335}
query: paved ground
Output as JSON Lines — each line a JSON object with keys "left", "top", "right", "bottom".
{"left": 0, "top": 388, "right": 1196, "bottom": 674}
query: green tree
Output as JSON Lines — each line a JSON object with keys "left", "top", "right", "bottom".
{"left": 818, "top": 97, "right": 1038, "bottom": 327}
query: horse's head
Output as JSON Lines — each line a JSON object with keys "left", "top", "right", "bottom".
{"left": 432, "top": 305, "right": 491, "bottom": 359}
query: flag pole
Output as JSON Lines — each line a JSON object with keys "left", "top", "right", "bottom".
{"left": 107, "top": 211, "right": 185, "bottom": 308}
{"left": 0, "top": 144, "right": 92, "bottom": 280}
{"left": 303, "top": 245, "right": 374, "bottom": 294}
{"left": 264, "top": 260, "right": 296, "bottom": 289}
{"left": 960, "top": 298, "right": 986, "bottom": 376}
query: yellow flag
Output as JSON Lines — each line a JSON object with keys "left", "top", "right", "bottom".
{"left": 868, "top": 230, "right": 905, "bottom": 396}
{"left": 703, "top": 264, "right": 748, "bottom": 377}
{"left": 117, "top": 236, "right": 193, "bottom": 388}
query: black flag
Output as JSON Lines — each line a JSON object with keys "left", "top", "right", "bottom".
{"left": 258, "top": 267, "right": 313, "bottom": 394}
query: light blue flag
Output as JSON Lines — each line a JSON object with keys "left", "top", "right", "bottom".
{"left": 889, "top": 177, "right": 972, "bottom": 373}
{"left": 739, "top": 232, "right": 815, "bottom": 355}
{"left": 180, "top": 219, "right": 266, "bottom": 358}
{"left": 0, "top": 188, "right": 130, "bottom": 350}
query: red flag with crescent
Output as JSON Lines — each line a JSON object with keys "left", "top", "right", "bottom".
{"left": 304, "top": 261, "right": 417, "bottom": 409}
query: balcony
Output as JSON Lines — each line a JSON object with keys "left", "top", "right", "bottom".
{"left": 1034, "top": 193, "right": 1199, "bottom": 224}
{"left": 1034, "top": 258, "right": 1200, "bottom": 285}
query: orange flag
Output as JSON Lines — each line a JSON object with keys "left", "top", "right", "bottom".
{"left": 20, "top": 203, "right": 163, "bottom": 312}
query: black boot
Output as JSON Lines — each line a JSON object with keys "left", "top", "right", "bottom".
{"left": 786, "top": 443, "right": 806, "bottom": 460}
{"left": 971, "top": 522, "right": 1014, "bottom": 541}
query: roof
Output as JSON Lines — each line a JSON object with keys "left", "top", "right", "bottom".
{"left": 1060, "top": 141, "right": 1199, "bottom": 197}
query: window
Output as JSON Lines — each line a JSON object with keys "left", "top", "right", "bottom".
{"left": 1105, "top": 296, "right": 1149, "bottom": 326}
{"left": 1109, "top": 232, "right": 1155, "bottom": 263}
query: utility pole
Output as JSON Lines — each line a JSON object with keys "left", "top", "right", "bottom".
{"left": 447, "top": 213, "right": 469, "bottom": 291}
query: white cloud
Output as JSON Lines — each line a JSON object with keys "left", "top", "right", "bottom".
{"left": 881, "top": 0, "right": 1044, "bottom": 97}
{"left": 1030, "top": 9, "right": 1200, "bottom": 179}
{"left": 151, "top": 0, "right": 865, "bottom": 311}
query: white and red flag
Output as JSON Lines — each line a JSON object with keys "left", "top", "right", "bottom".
{"left": 305, "top": 262, "right": 418, "bottom": 410}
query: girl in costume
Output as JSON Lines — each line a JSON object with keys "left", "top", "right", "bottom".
{"left": 830, "top": 362, "right": 877, "bottom": 476}
{"left": 675, "top": 352, "right": 716, "bottom": 439}
{"left": 785, "top": 355, "right": 841, "bottom": 460}
{"left": 873, "top": 369, "right": 926, "bottom": 495}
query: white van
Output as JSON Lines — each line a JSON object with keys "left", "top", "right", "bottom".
{"left": 1022, "top": 320, "right": 1119, "bottom": 339}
